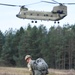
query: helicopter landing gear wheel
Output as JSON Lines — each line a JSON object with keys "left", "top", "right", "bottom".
{"left": 58, "top": 21, "right": 60, "bottom": 24}
{"left": 54, "top": 21, "right": 56, "bottom": 24}
{"left": 31, "top": 21, "right": 37, "bottom": 23}
{"left": 31, "top": 21, "right": 34, "bottom": 23}
{"left": 54, "top": 21, "right": 60, "bottom": 24}
{"left": 54, "top": 21, "right": 60, "bottom": 26}
{"left": 35, "top": 21, "right": 37, "bottom": 23}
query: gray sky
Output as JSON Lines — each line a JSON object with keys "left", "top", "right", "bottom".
{"left": 0, "top": 0, "right": 75, "bottom": 33}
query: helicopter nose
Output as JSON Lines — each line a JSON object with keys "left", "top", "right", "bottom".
{"left": 16, "top": 14, "right": 19, "bottom": 17}
{"left": 16, "top": 14, "right": 22, "bottom": 19}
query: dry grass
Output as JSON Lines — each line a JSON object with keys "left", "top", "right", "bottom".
{"left": 0, "top": 67, "right": 75, "bottom": 75}
{"left": 0, "top": 67, "right": 29, "bottom": 75}
{"left": 49, "top": 69, "right": 75, "bottom": 75}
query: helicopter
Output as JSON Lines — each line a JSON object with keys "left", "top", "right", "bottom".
{"left": 16, "top": 4, "right": 67, "bottom": 24}
{"left": 0, "top": 0, "right": 75, "bottom": 23}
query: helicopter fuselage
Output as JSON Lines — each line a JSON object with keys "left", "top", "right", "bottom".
{"left": 16, "top": 5, "right": 67, "bottom": 21}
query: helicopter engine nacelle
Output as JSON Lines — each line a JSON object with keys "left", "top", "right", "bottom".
{"left": 52, "top": 5, "right": 67, "bottom": 15}
{"left": 51, "top": 5, "right": 67, "bottom": 20}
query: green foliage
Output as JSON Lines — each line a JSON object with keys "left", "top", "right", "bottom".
{"left": 0, "top": 24, "right": 75, "bottom": 69}
{"left": 0, "top": 31, "right": 4, "bottom": 57}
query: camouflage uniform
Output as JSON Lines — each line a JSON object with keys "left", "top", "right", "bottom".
{"left": 27, "top": 60, "right": 42, "bottom": 75}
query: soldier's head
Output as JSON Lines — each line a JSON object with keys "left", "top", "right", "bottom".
{"left": 25, "top": 55, "right": 31, "bottom": 63}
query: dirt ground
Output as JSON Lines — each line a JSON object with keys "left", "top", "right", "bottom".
{"left": 0, "top": 67, "right": 75, "bottom": 75}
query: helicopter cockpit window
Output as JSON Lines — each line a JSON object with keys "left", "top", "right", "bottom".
{"left": 19, "top": 11, "right": 21, "bottom": 15}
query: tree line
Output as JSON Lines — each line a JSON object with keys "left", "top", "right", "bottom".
{"left": 0, "top": 24, "right": 75, "bottom": 69}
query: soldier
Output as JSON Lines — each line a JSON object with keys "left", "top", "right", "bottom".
{"left": 25, "top": 55, "right": 42, "bottom": 75}
{"left": 25, "top": 55, "right": 48, "bottom": 75}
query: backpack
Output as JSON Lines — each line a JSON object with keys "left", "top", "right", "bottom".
{"left": 31, "top": 58, "right": 48, "bottom": 74}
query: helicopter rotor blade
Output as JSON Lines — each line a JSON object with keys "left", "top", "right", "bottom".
{"left": 41, "top": 1, "right": 57, "bottom": 4}
{"left": 0, "top": 3, "right": 22, "bottom": 7}
{"left": 42, "top": 0, "right": 75, "bottom": 5}
{"left": 62, "top": 3, "right": 75, "bottom": 5}
{"left": 25, "top": 1, "right": 42, "bottom": 6}
{"left": 0, "top": 1, "right": 42, "bottom": 7}
{"left": 51, "top": 0, "right": 75, "bottom": 5}
{"left": 51, "top": 0, "right": 59, "bottom": 4}
{"left": 0, "top": 1, "right": 75, "bottom": 8}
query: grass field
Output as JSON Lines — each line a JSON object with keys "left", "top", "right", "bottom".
{"left": 0, "top": 67, "right": 75, "bottom": 75}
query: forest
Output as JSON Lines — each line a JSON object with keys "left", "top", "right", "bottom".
{"left": 0, "top": 23, "right": 75, "bottom": 69}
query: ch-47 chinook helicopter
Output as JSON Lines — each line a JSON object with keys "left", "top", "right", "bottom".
{"left": 0, "top": 0, "right": 75, "bottom": 23}
{"left": 16, "top": 1, "right": 67, "bottom": 24}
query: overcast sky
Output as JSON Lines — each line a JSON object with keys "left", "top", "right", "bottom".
{"left": 0, "top": 0, "right": 75, "bottom": 33}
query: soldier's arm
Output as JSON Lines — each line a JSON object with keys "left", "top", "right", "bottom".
{"left": 27, "top": 64, "right": 34, "bottom": 75}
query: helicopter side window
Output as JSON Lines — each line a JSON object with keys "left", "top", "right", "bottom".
{"left": 24, "top": 13, "right": 26, "bottom": 15}
{"left": 50, "top": 15, "right": 53, "bottom": 17}
{"left": 46, "top": 14, "right": 48, "bottom": 16}
{"left": 37, "top": 14, "right": 39, "bottom": 16}
{"left": 30, "top": 13, "right": 33, "bottom": 15}
{"left": 44, "top": 14, "right": 48, "bottom": 16}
